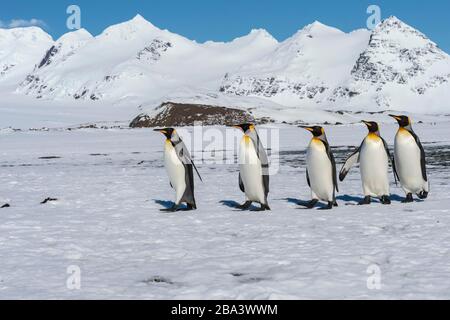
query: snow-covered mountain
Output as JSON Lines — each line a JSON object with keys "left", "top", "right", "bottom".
{"left": 0, "top": 27, "right": 53, "bottom": 87}
{"left": 1, "top": 15, "right": 449, "bottom": 119}
{"left": 220, "top": 22, "right": 371, "bottom": 107}
{"left": 221, "top": 17, "right": 450, "bottom": 113}
{"left": 331, "top": 17, "right": 450, "bottom": 113}
{"left": 16, "top": 15, "right": 278, "bottom": 105}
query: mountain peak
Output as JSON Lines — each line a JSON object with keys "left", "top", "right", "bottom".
{"left": 371, "top": 15, "right": 433, "bottom": 49}
{"left": 125, "top": 14, "right": 158, "bottom": 29}
{"left": 247, "top": 28, "right": 277, "bottom": 41}
{"left": 56, "top": 28, "right": 93, "bottom": 43}
{"left": 129, "top": 14, "right": 150, "bottom": 24}
{"left": 309, "top": 21, "right": 327, "bottom": 29}
{"left": 297, "top": 21, "right": 343, "bottom": 37}
{"left": 99, "top": 14, "right": 160, "bottom": 38}
{"left": 377, "top": 16, "right": 409, "bottom": 30}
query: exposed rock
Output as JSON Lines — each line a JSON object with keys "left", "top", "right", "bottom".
{"left": 130, "top": 102, "right": 256, "bottom": 128}
{"left": 38, "top": 45, "right": 59, "bottom": 69}
{"left": 220, "top": 75, "right": 328, "bottom": 101}
{"left": 41, "top": 198, "right": 58, "bottom": 204}
{"left": 137, "top": 39, "right": 172, "bottom": 62}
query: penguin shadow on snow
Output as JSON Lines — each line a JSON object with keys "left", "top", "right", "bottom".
{"left": 336, "top": 195, "right": 364, "bottom": 205}
{"left": 219, "top": 200, "right": 262, "bottom": 212}
{"left": 389, "top": 194, "right": 425, "bottom": 203}
{"left": 283, "top": 198, "right": 331, "bottom": 210}
{"left": 336, "top": 194, "right": 421, "bottom": 205}
{"left": 154, "top": 200, "right": 191, "bottom": 212}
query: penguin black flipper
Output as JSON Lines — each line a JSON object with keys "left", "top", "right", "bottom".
{"left": 306, "top": 169, "right": 311, "bottom": 188}
{"left": 249, "top": 130, "right": 270, "bottom": 198}
{"left": 262, "top": 169, "right": 270, "bottom": 197}
{"left": 381, "top": 137, "right": 399, "bottom": 184}
{"left": 339, "top": 142, "right": 363, "bottom": 181}
{"left": 173, "top": 139, "right": 203, "bottom": 182}
{"left": 321, "top": 139, "right": 339, "bottom": 193}
{"left": 409, "top": 130, "right": 428, "bottom": 182}
{"left": 181, "top": 162, "right": 197, "bottom": 209}
{"left": 172, "top": 137, "right": 200, "bottom": 208}
{"left": 191, "top": 160, "right": 203, "bottom": 182}
{"left": 330, "top": 151, "right": 339, "bottom": 193}
{"left": 239, "top": 173, "right": 245, "bottom": 193}
{"left": 251, "top": 131, "right": 270, "bottom": 171}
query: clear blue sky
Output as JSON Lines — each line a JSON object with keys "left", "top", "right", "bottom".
{"left": 1, "top": 0, "right": 449, "bottom": 52}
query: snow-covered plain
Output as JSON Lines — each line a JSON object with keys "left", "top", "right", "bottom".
{"left": 1, "top": 121, "right": 450, "bottom": 299}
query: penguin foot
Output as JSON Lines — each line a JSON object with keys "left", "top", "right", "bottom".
{"left": 251, "top": 205, "right": 266, "bottom": 212}
{"left": 253, "top": 204, "right": 271, "bottom": 212}
{"left": 237, "top": 201, "right": 253, "bottom": 210}
{"left": 185, "top": 203, "right": 197, "bottom": 211}
{"left": 333, "top": 201, "right": 338, "bottom": 207}
{"left": 324, "top": 202, "right": 334, "bottom": 210}
{"left": 359, "top": 196, "right": 371, "bottom": 205}
{"left": 380, "top": 195, "right": 391, "bottom": 205}
{"left": 418, "top": 191, "right": 428, "bottom": 200}
{"left": 305, "top": 199, "right": 319, "bottom": 209}
{"left": 402, "top": 193, "right": 414, "bottom": 203}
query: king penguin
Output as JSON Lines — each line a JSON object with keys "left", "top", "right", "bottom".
{"left": 302, "top": 126, "right": 339, "bottom": 210}
{"left": 232, "top": 123, "right": 270, "bottom": 211}
{"left": 389, "top": 115, "right": 429, "bottom": 202}
{"left": 154, "top": 128, "right": 202, "bottom": 211}
{"left": 340, "top": 121, "right": 397, "bottom": 205}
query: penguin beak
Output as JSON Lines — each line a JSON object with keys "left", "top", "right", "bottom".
{"left": 362, "top": 120, "right": 371, "bottom": 127}
{"left": 231, "top": 125, "right": 243, "bottom": 131}
{"left": 154, "top": 129, "right": 167, "bottom": 134}
{"left": 389, "top": 114, "right": 402, "bottom": 121}
{"left": 300, "top": 126, "right": 314, "bottom": 132}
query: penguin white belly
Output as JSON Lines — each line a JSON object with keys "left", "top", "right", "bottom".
{"left": 164, "top": 141, "right": 186, "bottom": 204}
{"left": 395, "top": 131, "right": 425, "bottom": 194}
{"left": 360, "top": 136, "right": 390, "bottom": 197}
{"left": 307, "top": 140, "right": 334, "bottom": 202}
{"left": 239, "top": 136, "right": 266, "bottom": 204}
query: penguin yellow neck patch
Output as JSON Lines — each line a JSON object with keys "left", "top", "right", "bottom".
{"left": 367, "top": 133, "right": 381, "bottom": 141}
{"left": 398, "top": 127, "right": 411, "bottom": 136}
{"left": 311, "top": 138, "right": 325, "bottom": 149}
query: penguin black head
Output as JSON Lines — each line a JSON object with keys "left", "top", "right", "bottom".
{"left": 302, "top": 126, "right": 325, "bottom": 138}
{"left": 232, "top": 123, "right": 255, "bottom": 134}
{"left": 154, "top": 128, "right": 175, "bottom": 139}
{"left": 362, "top": 121, "right": 379, "bottom": 133}
{"left": 389, "top": 114, "right": 411, "bottom": 128}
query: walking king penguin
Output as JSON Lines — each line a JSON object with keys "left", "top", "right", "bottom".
{"left": 389, "top": 115, "right": 429, "bottom": 202}
{"left": 232, "top": 124, "right": 270, "bottom": 211}
{"left": 154, "top": 128, "right": 202, "bottom": 211}
{"left": 339, "top": 121, "right": 397, "bottom": 205}
{"left": 302, "top": 126, "right": 339, "bottom": 209}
